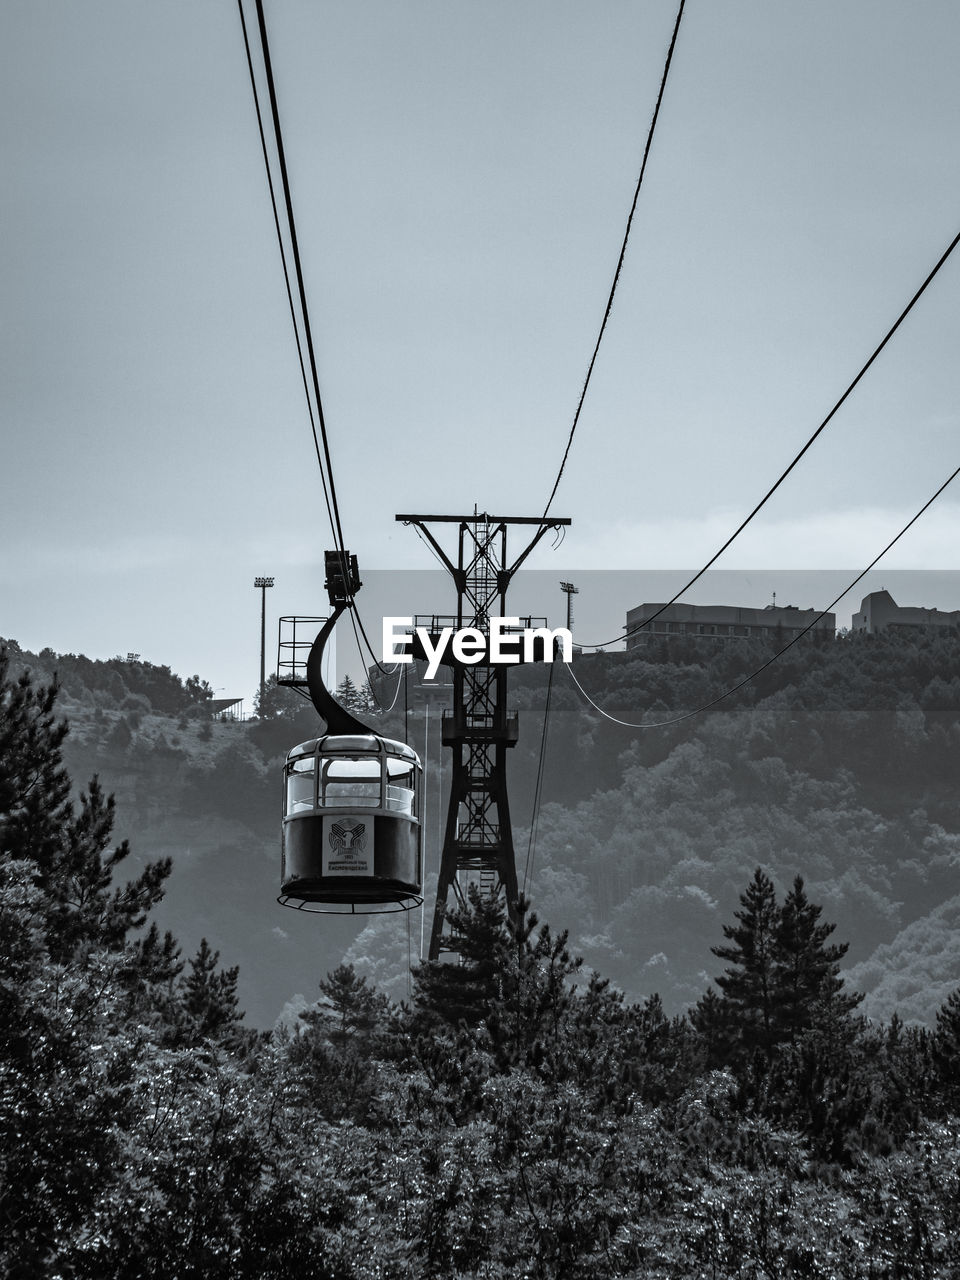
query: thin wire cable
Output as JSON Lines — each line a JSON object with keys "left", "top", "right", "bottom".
{"left": 576, "top": 222, "right": 960, "bottom": 651}
{"left": 236, "top": 0, "right": 338, "bottom": 542}
{"left": 564, "top": 459, "right": 960, "bottom": 728}
{"left": 406, "top": 907, "right": 412, "bottom": 998}
{"left": 342, "top": 594, "right": 395, "bottom": 686}
{"left": 403, "top": 662, "right": 410, "bottom": 742}
{"left": 242, "top": 0, "right": 391, "bottom": 675}
{"left": 351, "top": 603, "right": 391, "bottom": 676}
{"left": 377, "top": 663, "right": 406, "bottom": 714}
{"left": 436, "top": 738, "right": 443, "bottom": 895}
{"left": 522, "top": 660, "right": 556, "bottom": 895}
{"left": 345, "top": 603, "right": 368, "bottom": 681}
{"left": 523, "top": 664, "right": 553, "bottom": 892}
{"left": 414, "top": 523, "right": 451, "bottom": 573}
{"left": 253, "top": 3, "right": 377, "bottom": 653}
{"left": 420, "top": 701, "right": 430, "bottom": 964}
{"left": 401, "top": 533, "right": 456, "bottom": 673}
{"left": 541, "top": 0, "right": 686, "bottom": 521}
{"left": 252, "top": 0, "right": 348, "bottom": 557}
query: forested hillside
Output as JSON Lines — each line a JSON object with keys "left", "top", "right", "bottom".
{"left": 4, "top": 627, "right": 960, "bottom": 1027}
{"left": 0, "top": 639, "right": 369, "bottom": 1027}
{"left": 4, "top": 637, "right": 960, "bottom": 1277}
{"left": 353, "top": 627, "right": 960, "bottom": 1024}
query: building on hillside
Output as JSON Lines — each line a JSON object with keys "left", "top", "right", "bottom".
{"left": 852, "top": 590, "right": 960, "bottom": 635}
{"left": 624, "top": 601, "right": 835, "bottom": 650}
{"left": 211, "top": 697, "right": 244, "bottom": 722}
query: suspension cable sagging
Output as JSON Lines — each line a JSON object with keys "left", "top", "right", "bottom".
{"left": 565, "top": 460, "right": 960, "bottom": 728}
{"left": 239, "top": 0, "right": 391, "bottom": 668}
{"left": 236, "top": 0, "right": 338, "bottom": 544}
{"left": 542, "top": 0, "right": 686, "bottom": 522}
{"left": 575, "top": 221, "right": 960, "bottom": 652}
{"left": 523, "top": 659, "right": 555, "bottom": 896}
{"left": 251, "top": 0, "right": 347, "bottom": 553}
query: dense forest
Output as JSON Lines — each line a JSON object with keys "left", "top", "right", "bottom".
{"left": 4, "top": 626, "right": 960, "bottom": 1029}
{"left": 4, "top": 638, "right": 960, "bottom": 1276}
{"left": 350, "top": 626, "right": 960, "bottom": 1023}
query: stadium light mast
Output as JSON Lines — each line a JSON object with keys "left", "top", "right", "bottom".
{"left": 254, "top": 576, "right": 275, "bottom": 710}
{"left": 560, "top": 580, "right": 579, "bottom": 631}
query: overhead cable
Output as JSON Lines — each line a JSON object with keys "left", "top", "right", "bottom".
{"left": 578, "top": 221, "right": 960, "bottom": 651}
{"left": 541, "top": 0, "right": 686, "bottom": 522}
{"left": 376, "top": 662, "right": 405, "bottom": 715}
{"left": 522, "top": 659, "right": 556, "bottom": 895}
{"left": 236, "top": 0, "right": 338, "bottom": 542}
{"left": 249, "top": 0, "right": 348, "bottom": 554}
{"left": 351, "top": 600, "right": 393, "bottom": 677}
{"left": 564, "top": 458, "right": 960, "bottom": 728}
{"left": 239, "top": 0, "right": 389, "bottom": 672}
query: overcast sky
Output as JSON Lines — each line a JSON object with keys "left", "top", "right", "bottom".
{"left": 2, "top": 1, "right": 959, "bottom": 704}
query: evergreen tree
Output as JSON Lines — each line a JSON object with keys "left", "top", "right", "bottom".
{"left": 289, "top": 964, "right": 390, "bottom": 1125}
{"left": 253, "top": 673, "right": 302, "bottom": 721}
{"left": 0, "top": 649, "right": 180, "bottom": 1272}
{"left": 335, "top": 674, "right": 371, "bottom": 715}
{"left": 0, "top": 856, "right": 137, "bottom": 1276}
{"left": 104, "top": 714, "right": 133, "bottom": 754}
{"left": 694, "top": 869, "right": 862, "bottom": 1080}
{"left": 0, "top": 648, "right": 71, "bottom": 875}
{"left": 688, "top": 985, "right": 735, "bottom": 1070}
{"left": 178, "top": 936, "right": 246, "bottom": 1048}
{"left": 934, "top": 986, "right": 960, "bottom": 1053}
{"left": 309, "top": 962, "right": 386, "bottom": 1050}
{"left": 772, "top": 875, "right": 861, "bottom": 1043}
{"left": 933, "top": 986, "right": 960, "bottom": 1112}
{"left": 708, "top": 867, "right": 781, "bottom": 1060}
{"left": 412, "top": 883, "right": 509, "bottom": 1031}
{"left": 491, "top": 898, "right": 582, "bottom": 1073}
{"left": 412, "top": 888, "right": 585, "bottom": 1086}
{"left": 0, "top": 646, "right": 171, "bottom": 964}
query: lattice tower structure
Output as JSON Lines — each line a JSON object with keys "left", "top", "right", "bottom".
{"left": 396, "top": 512, "right": 569, "bottom": 960}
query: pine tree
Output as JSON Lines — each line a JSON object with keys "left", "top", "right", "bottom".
{"left": 772, "top": 875, "right": 861, "bottom": 1043}
{"left": 491, "top": 899, "right": 582, "bottom": 1073}
{"left": 0, "top": 645, "right": 172, "bottom": 964}
{"left": 0, "top": 855, "right": 135, "bottom": 1275}
{"left": 933, "top": 986, "right": 960, "bottom": 1112}
{"left": 0, "top": 648, "right": 71, "bottom": 874}
{"left": 694, "top": 869, "right": 861, "bottom": 1073}
{"left": 689, "top": 985, "right": 736, "bottom": 1069}
{"left": 412, "top": 883, "right": 509, "bottom": 1031}
{"left": 335, "top": 674, "right": 371, "bottom": 715}
{"left": 309, "top": 962, "right": 386, "bottom": 1050}
{"left": 0, "top": 648, "right": 179, "bottom": 1272}
{"left": 178, "top": 936, "right": 246, "bottom": 1047}
{"left": 411, "top": 886, "right": 588, "bottom": 1090}
{"left": 709, "top": 867, "right": 781, "bottom": 1059}
{"left": 287, "top": 964, "right": 390, "bottom": 1125}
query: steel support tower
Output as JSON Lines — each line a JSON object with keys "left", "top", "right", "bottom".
{"left": 396, "top": 511, "right": 570, "bottom": 960}
{"left": 254, "top": 576, "right": 275, "bottom": 707}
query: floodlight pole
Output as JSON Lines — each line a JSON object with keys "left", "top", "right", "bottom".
{"left": 254, "top": 576, "right": 275, "bottom": 709}
{"left": 560, "top": 580, "right": 579, "bottom": 630}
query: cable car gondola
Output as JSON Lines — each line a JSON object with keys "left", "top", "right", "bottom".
{"left": 278, "top": 553, "right": 423, "bottom": 914}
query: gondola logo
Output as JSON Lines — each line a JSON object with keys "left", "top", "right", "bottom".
{"left": 329, "top": 819, "right": 366, "bottom": 856}
{"left": 323, "top": 817, "right": 372, "bottom": 875}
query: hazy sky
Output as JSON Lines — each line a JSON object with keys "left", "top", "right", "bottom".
{"left": 2, "top": 1, "right": 959, "bottom": 704}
